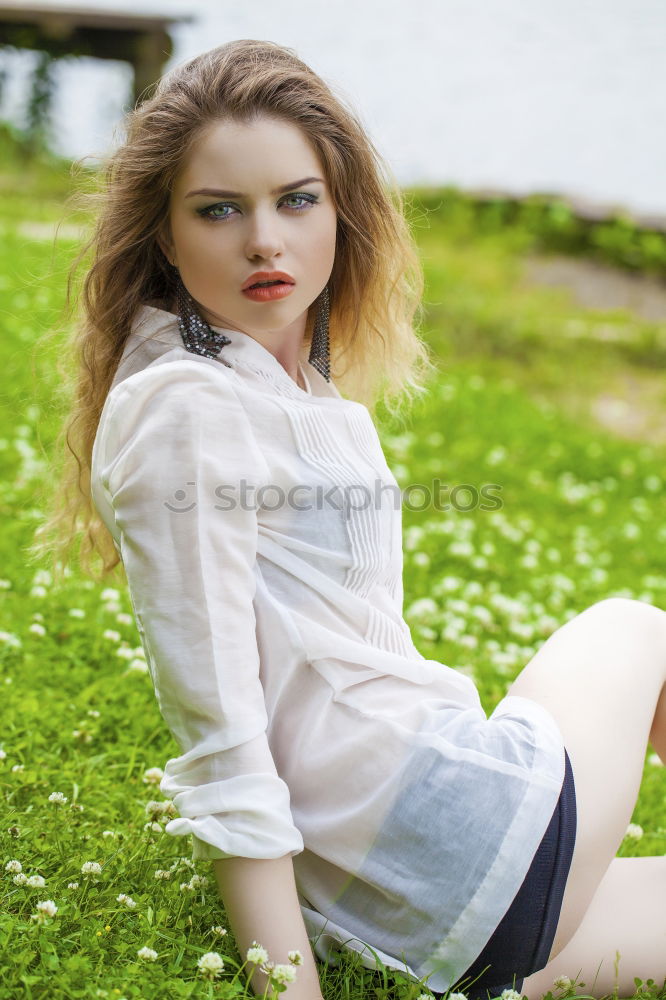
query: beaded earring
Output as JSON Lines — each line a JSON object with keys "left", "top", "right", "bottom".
{"left": 309, "top": 285, "right": 331, "bottom": 382}
{"left": 171, "top": 267, "right": 233, "bottom": 366}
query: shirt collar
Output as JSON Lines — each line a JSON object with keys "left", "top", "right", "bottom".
{"left": 132, "top": 304, "right": 316, "bottom": 394}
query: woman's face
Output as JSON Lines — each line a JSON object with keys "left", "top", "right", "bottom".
{"left": 162, "top": 115, "right": 338, "bottom": 342}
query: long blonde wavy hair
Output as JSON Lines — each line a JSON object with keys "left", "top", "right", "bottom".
{"left": 28, "top": 38, "right": 438, "bottom": 585}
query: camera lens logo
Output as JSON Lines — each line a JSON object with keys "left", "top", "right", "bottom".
{"left": 163, "top": 482, "right": 197, "bottom": 512}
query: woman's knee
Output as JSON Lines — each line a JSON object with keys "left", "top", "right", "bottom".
{"left": 583, "top": 595, "right": 665, "bottom": 624}
{"left": 558, "top": 597, "right": 666, "bottom": 661}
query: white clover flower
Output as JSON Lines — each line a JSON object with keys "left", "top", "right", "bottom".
{"left": 169, "top": 856, "right": 194, "bottom": 871}
{"left": 67, "top": 882, "right": 79, "bottom": 889}
{"left": 180, "top": 881, "right": 195, "bottom": 893}
{"left": 117, "top": 893, "right": 137, "bottom": 908}
{"left": 154, "top": 869, "right": 172, "bottom": 880}
{"left": 68, "top": 608, "right": 86, "bottom": 619}
{"left": 102, "top": 629, "right": 121, "bottom": 641}
{"left": 28, "top": 623, "right": 46, "bottom": 636}
{"left": 0, "top": 578, "right": 12, "bottom": 589}
{"left": 644, "top": 475, "right": 662, "bottom": 493}
{"left": 101, "top": 588, "right": 120, "bottom": 602}
{"left": 246, "top": 942, "right": 269, "bottom": 965}
{"left": 625, "top": 823, "right": 643, "bottom": 840}
{"left": 145, "top": 799, "right": 176, "bottom": 822}
{"left": 127, "top": 658, "right": 148, "bottom": 673}
{"left": 115, "top": 612, "right": 134, "bottom": 626}
{"left": 469, "top": 556, "right": 487, "bottom": 571}
{"left": 459, "top": 634, "right": 479, "bottom": 649}
{"left": 0, "top": 630, "right": 22, "bottom": 647}
{"left": 11, "top": 764, "right": 25, "bottom": 772}
{"left": 189, "top": 874, "right": 208, "bottom": 888}
{"left": 211, "top": 925, "right": 227, "bottom": 937}
{"left": 29, "top": 586, "right": 48, "bottom": 598}
{"left": 447, "top": 993, "right": 467, "bottom": 1000}
{"left": 5, "top": 859, "right": 22, "bottom": 873}
{"left": 87, "top": 709, "right": 100, "bottom": 718}
{"left": 405, "top": 597, "right": 439, "bottom": 619}
{"left": 449, "top": 541, "right": 474, "bottom": 559}
{"left": 404, "top": 525, "right": 425, "bottom": 550}
{"left": 553, "top": 975, "right": 573, "bottom": 991}
{"left": 116, "top": 646, "right": 135, "bottom": 659}
{"left": 30, "top": 899, "right": 58, "bottom": 923}
{"left": 486, "top": 446, "right": 507, "bottom": 466}
{"left": 142, "top": 767, "right": 164, "bottom": 785}
{"left": 48, "top": 791, "right": 68, "bottom": 805}
{"left": 0, "top": 748, "right": 6, "bottom": 760}
{"left": 32, "top": 569, "right": 52, "bottom": 586}
{"left": 102, "top": 831, "right": 117, "bottom": 839}
{"left": 144, "top": 821, "right": 163, "bottom": 833}
{"left": 13, "top": 873, "right": 28, "bottom": 885}
{"left": 26, "top": 874, "right": 46, "bottom": 888}
{"left": 197, "top": 951, "right": 225, "bottom": 977}
{"left": 137, "top": 946, "right": 158, "bottom": 962}
{"left": 271, "top": 964, "right": 297, "bottom": 985}
{"left": 500, "top": 990, "right": 522, "bottom": 1000}
{"left": 81, "top": 861, "right": 103, "bottom": 877}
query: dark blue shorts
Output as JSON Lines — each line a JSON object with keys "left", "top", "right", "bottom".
{"left": 441, "top": 747, "right": 577, "bottom": 1000}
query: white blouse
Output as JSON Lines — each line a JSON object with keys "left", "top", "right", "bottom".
{"left": 91, "top": 304, "right": 567, "bottom": 994}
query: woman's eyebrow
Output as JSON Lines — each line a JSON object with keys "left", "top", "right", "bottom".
{"left": 185, "top": 177, "right": 325, "bottom": 199}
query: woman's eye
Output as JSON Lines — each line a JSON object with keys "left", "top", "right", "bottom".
{"left": 282, "top": 193, "right": 318, "bottom": 210}
{"left": 201, "top": 204, "right": 233, "bottom": 220}
{"left": 198, "top": 192, "right": 318, "bottom": 222}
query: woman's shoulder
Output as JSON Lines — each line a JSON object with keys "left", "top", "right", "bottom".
{"left": 94, "top": 349, "right": 271, "bottom": 491}
{"left": 104, "top": 355, "right": 245, "bottom": 437}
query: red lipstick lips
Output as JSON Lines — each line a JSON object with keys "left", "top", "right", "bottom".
{"left": 241, "top": 270, "right": 296, "bottom": 303}
{"left": 242, "top": 270, "right": 295, "bottom": 290}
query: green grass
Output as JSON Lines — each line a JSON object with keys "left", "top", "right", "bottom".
{"left": 0, "top": 167, "right": 665, "bottom": 1000}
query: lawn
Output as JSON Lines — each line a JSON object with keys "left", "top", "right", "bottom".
{"left": 0, "top": 153, "right": 665, "bottom": 1000}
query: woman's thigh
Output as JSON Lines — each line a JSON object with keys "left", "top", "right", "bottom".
{"left": 504, "top": 597, "right": 666, "bottom": 960}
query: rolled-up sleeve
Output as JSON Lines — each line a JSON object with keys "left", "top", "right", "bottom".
{"left": 94, "top": 359, "right": 304, "bottom": 861}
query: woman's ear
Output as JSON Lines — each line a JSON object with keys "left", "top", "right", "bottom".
{"left": 156, "top": 225, "right": 177, "bottom": 269}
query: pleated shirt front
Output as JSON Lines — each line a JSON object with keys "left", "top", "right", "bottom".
{"left": 90, "top": 304, "right": 567, "bottom": 994}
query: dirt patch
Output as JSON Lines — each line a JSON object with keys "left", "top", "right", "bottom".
{"left": 520, "top": 252, "right": 666, "bottom": 322}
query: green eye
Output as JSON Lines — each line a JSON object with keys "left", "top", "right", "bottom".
{"left": 197, "top": 192, "right": 319, "bottom": 222}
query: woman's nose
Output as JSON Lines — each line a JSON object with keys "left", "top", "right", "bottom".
{"left": 244, "top": 208, "right": 284, "bottom": 260}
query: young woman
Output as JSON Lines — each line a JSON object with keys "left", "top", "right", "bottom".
{"left": 34, "top": 38, "right": 666, "bottom": 1000}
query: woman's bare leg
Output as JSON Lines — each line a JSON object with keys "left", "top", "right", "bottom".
{"left": 502, "top": 597, "right": 666, "bottom": 986}
{"left": 521, "top": 856, "right": 666, "bottom": 1000}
